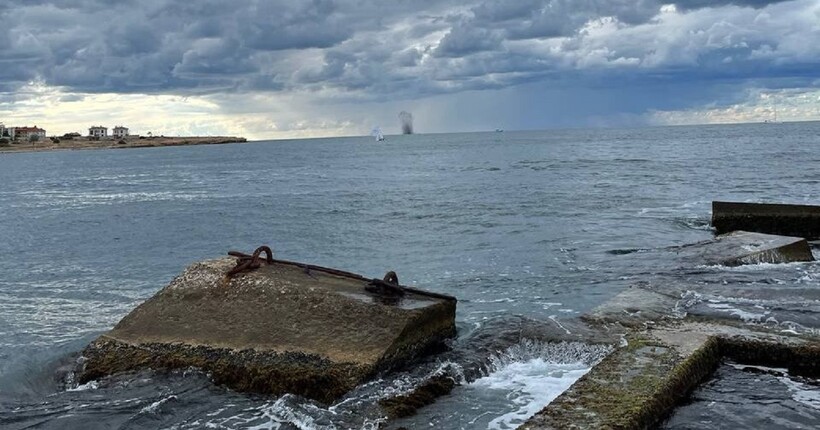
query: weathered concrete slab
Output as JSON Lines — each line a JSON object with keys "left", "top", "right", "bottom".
{"left": 583, "top": 285, "right": 684, "bottom": 328}
{"left": 78, "top": 257, "right": 457, "bottom": 403}
{"left": 675, "top": 230, "right": 814, "bottom": 266}
{"left": 713, "top": 201, "right": 820, "bottom": 239}
{"left": 588, "top": 282, "right": 820, "bottom": 333}
{"left": 520, "top": 321, "right": 820, "bottom": 430}
{"left": 520, "top": 326, "right": 719, "bottom": 430}
{"left": 519, "top": 208, "right": 820, "bottom": 429}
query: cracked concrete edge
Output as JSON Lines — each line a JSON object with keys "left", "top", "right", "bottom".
{"left": 519, "top": 320, "right": 820, "bottom": 430}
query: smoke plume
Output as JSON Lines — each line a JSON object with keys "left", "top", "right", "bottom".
{"left": 399, "top": 111, "right": 413, "bottom": 134}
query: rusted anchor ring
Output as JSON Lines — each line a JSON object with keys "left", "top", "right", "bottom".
{"left": 383, "top": 271, "right": 399, "bottom": 285}
{"left": 227, "top": 245, "right": 274, "bottom": 277}
{"left": 365, "top": 270, "right": 405, "bottom": 297}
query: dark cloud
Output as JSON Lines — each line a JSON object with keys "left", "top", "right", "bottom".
{"left": 0, "top": 0, "right": 815, "bottom": 109}
{"left": 434, "top": 19, "right": 504, "bottom": 57}
{"left": 673, "top": 0, "right": 794, "bottom": 10}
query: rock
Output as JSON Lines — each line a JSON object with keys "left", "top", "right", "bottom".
{"left": 676, "top": 230, "right": 814, "bottom": 266}
{"left": 78, "top": 256, "right": 457, "bottom": 404}
{"left": 712, "top": 201, "right": 820, "bottom": 239}
{"left": 379, "top": 375, "right": 457, "bottom": 419}
{"left": 583, "top": 284, "right": 684, "bottom": 327}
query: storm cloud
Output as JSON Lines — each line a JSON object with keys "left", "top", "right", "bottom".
{"left": 0, "top": 0, "right": 818, "bottom": 135}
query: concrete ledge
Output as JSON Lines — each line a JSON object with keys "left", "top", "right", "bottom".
{"left": 676, "top": 230, "right": 814, "bottom": 266}
{"left": 520, "top": 322, "right": 820, "bottom": 430}
{"left": 520, "top": 328, "right": 720, "bottom": 430}
{"left": 582, "top": 285, "right": 683, "bottom": 328}
{"left": 712, "top": 201, "right": 820, "bottom": 239}
{"left": 718, "top": 336, "right": 820, "bottom": 378}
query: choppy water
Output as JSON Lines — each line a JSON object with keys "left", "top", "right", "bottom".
{"left": 1, "top": 122, "right": 819, "bottom": 429}
{"left": 663, "top": 363, "right": 820, "bottom": 429}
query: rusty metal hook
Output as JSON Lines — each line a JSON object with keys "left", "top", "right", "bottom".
{"left": 227, "top": 245, "right": 274, "bottom": 277}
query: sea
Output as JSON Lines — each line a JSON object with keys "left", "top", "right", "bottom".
{"left": 1, "top": 122, "right": 819, "bottom": 429}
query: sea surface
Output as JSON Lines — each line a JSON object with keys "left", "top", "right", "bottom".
{"left": 1, "top": 123, "right": 819, "bottom": 429}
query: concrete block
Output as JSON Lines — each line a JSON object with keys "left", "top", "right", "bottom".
{"left": 78, "top": 257, "right": 457, "bottom": 404}
{"left": 712, "top": 201, "right": 820, "bottom": 239}
{"left": 677, "top": 230, "right": 814, "bottom": 266}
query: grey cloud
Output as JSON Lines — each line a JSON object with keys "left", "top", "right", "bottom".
{"left": 434, "top": 20, "right": 503, "bottom": 57}
{"left": 108, "top": 23, "right": 162, "bottom": 56}
{"left": 242, "top": 0, "right": 353, "bottom": 51}
{"left": 0, "top": 0, "right": 815, "bottom": 106}
{"left": 470, "top": 1, "right": 661, "bottom": 40}
{"left": 673, "top": 0, "right": 795, "bottom": 10}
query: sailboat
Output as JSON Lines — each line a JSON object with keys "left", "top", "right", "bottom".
{"left": 371, "top": 126, "right": 385, "bottom": 141}
{"left": 764, "top": 95, "right": 781, "bottom": 124}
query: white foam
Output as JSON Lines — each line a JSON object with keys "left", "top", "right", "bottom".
{"left": 706, "top": 303, "right": 769, "bottom": 322}
{"left": 779, "top": 376, "right": 820, "bottom": 410}
{"left": 471, "top": 359, "right": 590, "bottom": 429}
{"left": 66, "top": 380, "right": 99, "bottom": 391}
{"left": 139, "top": 395, "right": 177, "bottom": 414}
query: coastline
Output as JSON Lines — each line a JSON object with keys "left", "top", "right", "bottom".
{"left": 0, "top": 136, "right": 247, "bottom": 154}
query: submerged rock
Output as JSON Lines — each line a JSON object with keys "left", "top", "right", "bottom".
{"left": 712, "top": 201, "right": 820, "bottom": 239}
{"left": 676, "top": 230, "right": 814, "bottom": 266}
{"left": 78, "top": 255, "right": 457, "bottom": 404}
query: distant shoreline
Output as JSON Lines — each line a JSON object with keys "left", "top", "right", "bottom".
{"left": 0, "top": 136, "right": 247, "bottom": 154}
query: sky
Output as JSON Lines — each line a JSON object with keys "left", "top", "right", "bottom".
{"left": 0, "top": 0, "right": 818, "bottom": 140}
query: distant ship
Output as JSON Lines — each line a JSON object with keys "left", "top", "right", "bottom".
{"left": 495, "top": 128, "right": 503, "bottom": 132}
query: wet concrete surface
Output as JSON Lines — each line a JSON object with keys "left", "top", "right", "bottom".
{"left": 520, "top": 232, "right": 820, "bottom": 429}
{"left": 78, "top": 257, "right": 457, "bottom": 404}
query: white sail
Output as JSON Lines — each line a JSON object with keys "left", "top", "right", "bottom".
{"left": 371, "top": 126, "right": 385, "bottom": 141}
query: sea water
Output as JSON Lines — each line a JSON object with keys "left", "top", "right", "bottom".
{"left": 1, "top": 123, "right": 819, "bottom": 428}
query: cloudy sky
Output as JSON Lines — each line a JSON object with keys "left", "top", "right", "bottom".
{"left": 1, "top": 0, "right": 818, "bottom": 139}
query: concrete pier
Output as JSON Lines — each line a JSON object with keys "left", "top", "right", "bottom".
{"left": 712, "top": 201, "right": 820, "bottom": 239}
{"left": 78, "top": 255, "right": 457, "bottom": 404}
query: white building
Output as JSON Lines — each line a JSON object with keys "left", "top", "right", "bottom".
{"left": 112, "top": 126, "right": 129, "bottom": 138}
{"left": 0, "top": 123, "right": 5, "bottom": 138}
{"left": 89, "top": 126, "right": 108, "bottom": 137}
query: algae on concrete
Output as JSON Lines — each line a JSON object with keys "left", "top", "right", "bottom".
{"left": 520, "top": 221, "right": 820, "bottom": 429}
{"left": 78, "top": 257, "right": 457, "bottom": 404}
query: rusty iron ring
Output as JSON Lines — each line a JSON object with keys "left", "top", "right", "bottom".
{"left": 383, "top": 271, "right": 399, "bottom": 285}
{"left": 227, "top": 245, "right": 274, "bottom": 277}
{"left": 365, "top": 270, "right": 405, "bottom": 297}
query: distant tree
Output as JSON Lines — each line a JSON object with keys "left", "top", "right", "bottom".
{"left": 29, "top": 134, "right": 40, "bottom": 143}
{"left": 0, "top": 137, "right": 9, "bottom": 147}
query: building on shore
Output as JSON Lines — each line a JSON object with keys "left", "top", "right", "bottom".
{"left": 12, "top": 126, "right": 47, "bottom": 141}
{"left": 112, "top": 126, "right": 129, "bottom": 138}
{"left": 89, "top": 126, "right": 108, "bottom": 138}
{"left": 0, "top": 123, "right": 6, "bottom": 138}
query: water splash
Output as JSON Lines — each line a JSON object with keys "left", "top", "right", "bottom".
{"left": 398, "top": 111, "right": 413, "bottom": 134}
